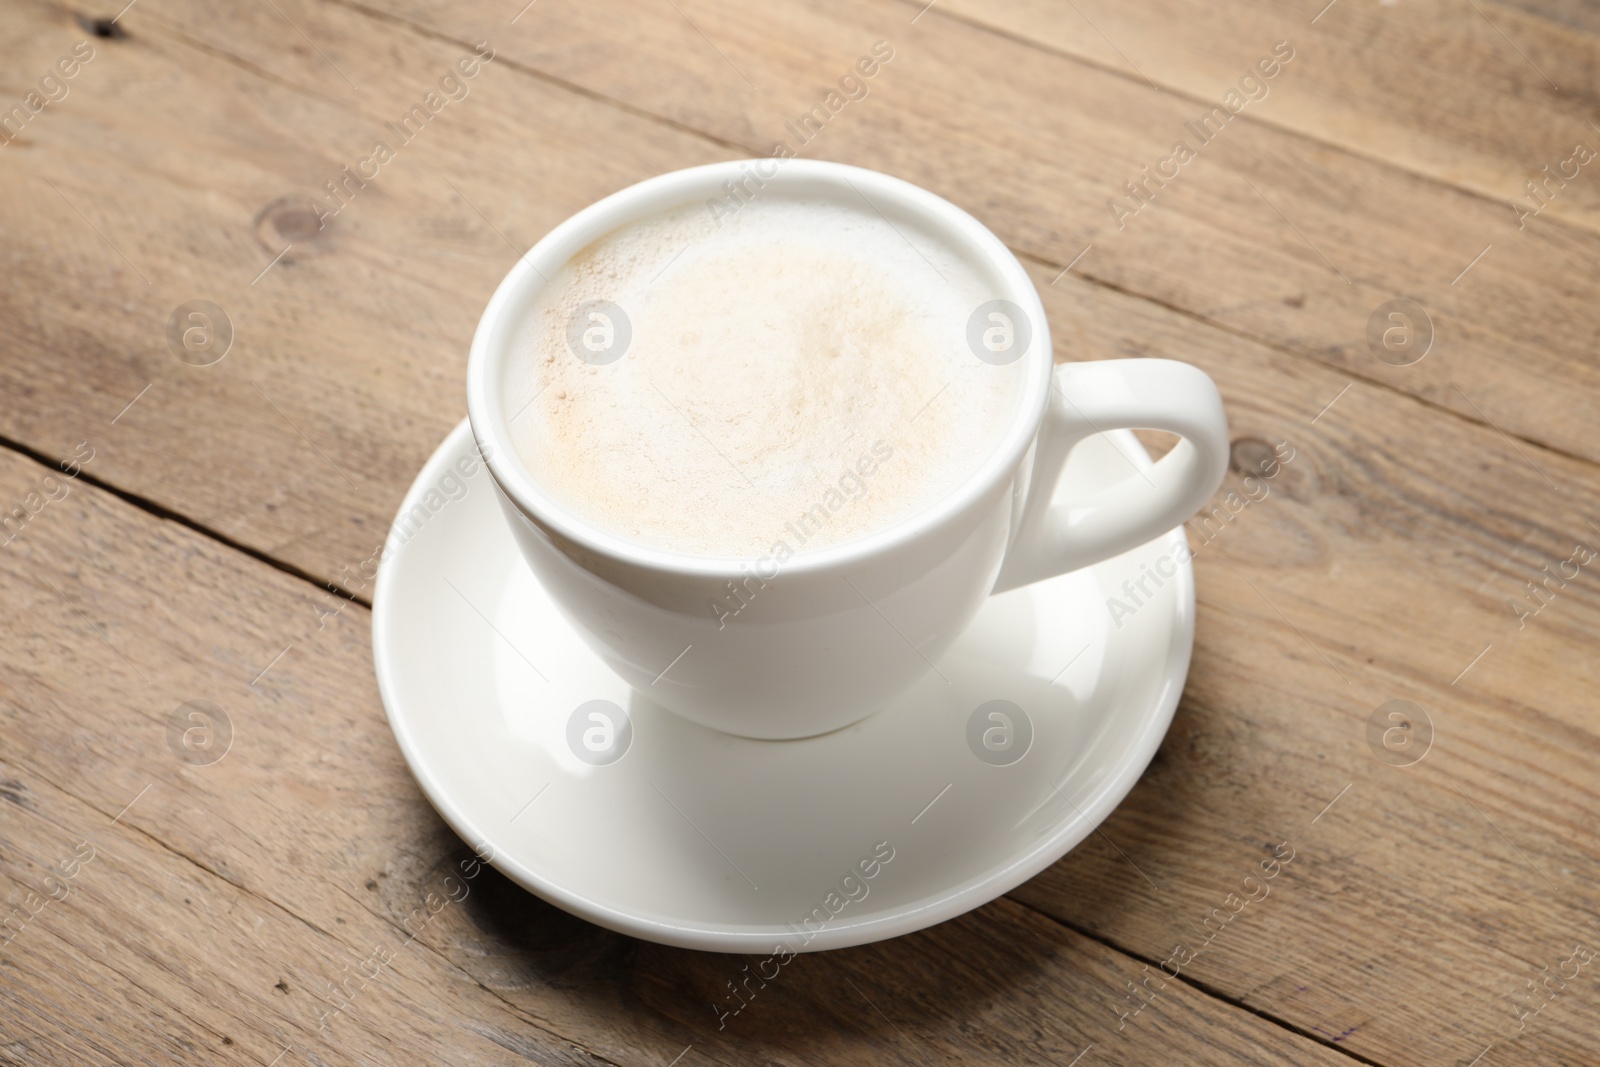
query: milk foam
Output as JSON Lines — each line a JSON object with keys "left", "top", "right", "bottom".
{"left": 506, "top": 196, "right": 1022, "bottom": 556}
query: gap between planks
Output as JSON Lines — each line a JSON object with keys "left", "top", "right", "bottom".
{"left": 0, "top": 431, "right": 367, "bottom": 607}
{"left": 1006, "top": 896, "right": 1391, "bottom": 1067}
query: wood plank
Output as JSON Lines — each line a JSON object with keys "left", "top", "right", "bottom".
{"left": 0, "top": 0, "right": 732, "bottom": 592}
{"left": 0, "top": 768, "right": 615, "bottom": 1065}
{"left": 937, "top": 0, "right": 1600, "bottom": 236}
{"left": 0, "top": 449, "right": 1349, "bottom": 1066}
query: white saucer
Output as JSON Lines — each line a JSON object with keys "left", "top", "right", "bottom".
{"left": 373, "top": 420, "right": 1193, "bottom": 953}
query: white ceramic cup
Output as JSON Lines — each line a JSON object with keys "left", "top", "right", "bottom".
{"left": 466, "top": 160, "right": 1229, "bottom": 740}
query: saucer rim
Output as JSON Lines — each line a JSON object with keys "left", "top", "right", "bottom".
{"left": 373, "top": 419, "right": 1192, "bottom": 953}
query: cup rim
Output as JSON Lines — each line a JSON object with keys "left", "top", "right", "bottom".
{"left": 465, "top": 159, "right": 1052, "bottom": 578}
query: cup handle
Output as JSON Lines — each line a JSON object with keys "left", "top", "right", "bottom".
{"left": 992, "top": 359, "right": 1230, "bottom": 593}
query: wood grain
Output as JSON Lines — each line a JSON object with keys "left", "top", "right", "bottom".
{"left": 1, "top": 0, "right": 1597, "bottom": 602}
{"left": 0, "top": 445, "right": 1350, "bottom": 1066}
{"left": 0, "top": 0, "right": 1598, "bottom": 1064}
{"left": 1022, "top": 253, "right": 1600, "bottom": 1067}
{"left": 299, "top": 0, "right": 1600, "bottom": 464}
{"left": 941, "top": 0, "right": 1600, "bottom": 234}
{"left": 0, "top": 0, "right": 731, "bottom": 590}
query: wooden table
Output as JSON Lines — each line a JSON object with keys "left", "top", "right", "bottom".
{"left": 3, "top": 0, "right": 1598, "bottom": 1063}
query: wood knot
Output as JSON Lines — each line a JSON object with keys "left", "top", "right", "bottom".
{"left": 255, "top": 196, "right": 328, "bottom": 257}
{"left": 1229, "top": 436, "right": 1278, "bottom": 478}
{"left": 75, "top": 15, "right": 127, "bottom": 38}
{"left": 0, "top": 778, "right": 30, "bottom": 809}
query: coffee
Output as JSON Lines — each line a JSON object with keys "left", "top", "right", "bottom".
{"left": 505, "top": 195, "right": 1021, "bottom": 557}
